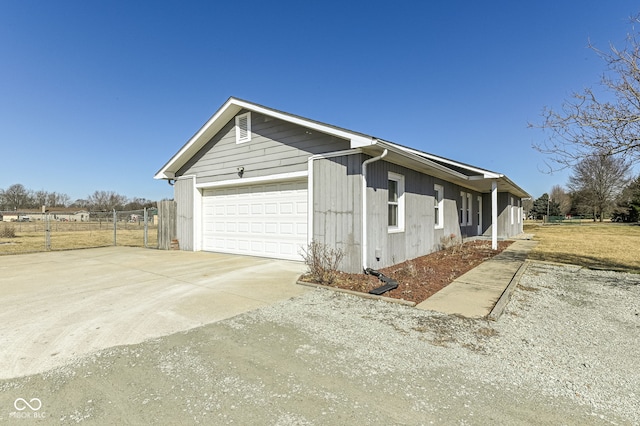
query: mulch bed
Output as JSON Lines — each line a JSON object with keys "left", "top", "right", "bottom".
{"left": 300, "top": 240, "right": 513, "bottom": 304}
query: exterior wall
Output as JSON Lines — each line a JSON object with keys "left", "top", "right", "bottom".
{"left": 351, "top": 159, "right": 482, "bottom": 271}
{"left": 312, "top": 155, "right": 503, "bottom": 272}
{"left": 485, "top": 192, "right": 524, "bottom": 239}
{"left": 176, "top": 110, "right": 350, "bottom": 183}
{"left": 312, "top": 154, "right": 363, "bottom": 273}
{"left": 174, "top": 176, "right": 195, "bottom": 250}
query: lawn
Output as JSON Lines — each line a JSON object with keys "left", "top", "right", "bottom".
{"left": 0, "top": 221, "right": 157, "bottom": 254}
{"left": 524, "top": 221, "right": 640, "bottom": 273}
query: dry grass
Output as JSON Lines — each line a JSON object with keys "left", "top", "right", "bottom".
{"left": 0, "top": 222, "right": 157, "bottom": 254}
{"left": 524, "top": 221, "right": 640, "bottom": 272}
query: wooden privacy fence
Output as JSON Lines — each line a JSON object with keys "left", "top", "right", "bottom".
{"left": 157, "top": 200, "right": 177, "bottom": 250}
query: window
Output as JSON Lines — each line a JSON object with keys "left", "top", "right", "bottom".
{"left": 434, "top": 184, "right": 443, "bottom": 229}
{"left": 388, "top": 172, "right": 404, "bottom": 232}
{"left": 459, "top": 191, "right": 473, "bottom": 226}
{"left": 235, "top": 112, "right": 251, "bottom": 143}
{"left": 460, "top": 191, "right": 470, "bottom": 225}
{"left": 510, "top": 196, "right": 515, "bottom": 225}
{"left": 517, "top": 199, "right": 522, "bottom": 223}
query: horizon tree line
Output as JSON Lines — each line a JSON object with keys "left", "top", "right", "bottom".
{"left": 0, "top": 184, "right": 158, "bottom": 212}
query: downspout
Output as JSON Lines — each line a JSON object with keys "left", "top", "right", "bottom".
{"left": 361, "top": 149, "right": 388, "bottom": 272}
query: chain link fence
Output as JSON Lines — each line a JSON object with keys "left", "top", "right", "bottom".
{"left": 0, "top": 208, "right": 158, "bottom": 255}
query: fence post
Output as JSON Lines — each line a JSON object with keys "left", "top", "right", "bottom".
{"left": 113, "top": 209, "right": 117, "bottom": 246}
{"left": 157, "top": 200, "right": 177, "bottom": 250}
{"left": 44, "top": 213, "right": 51, "bottom": 251}
{"left": 143, "top": 207, "right": 148, "bottom": 248}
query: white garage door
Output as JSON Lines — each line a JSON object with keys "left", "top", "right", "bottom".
{"left": 202, "top": 180, "right": 308, "bottom": 261}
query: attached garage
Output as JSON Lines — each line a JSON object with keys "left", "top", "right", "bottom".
{"left": 156, "top": 97, "right": 529, "bottom": 273}
{"left": 201, "top": 180, "right": 308, "bottom": 261}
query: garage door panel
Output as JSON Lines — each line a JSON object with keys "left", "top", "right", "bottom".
{"left": 202, "top": 180, "right": 307, "bottom": 261}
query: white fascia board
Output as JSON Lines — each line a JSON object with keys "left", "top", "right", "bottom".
{"left": 374, "top": 141, "right": 470, "bottom": 180}
{"left": 155, "top": 97, "right": 374, "bottom": 180}
{"left": 231, "top": 99, "right": 374, "bottom": 148}
{"left": 308, "top": 148, "right": 363, "bottom": 161}
{"left": 195, "top": 171, "right": 308, "bottom": 189}
{"left": 500, "top": 175, "right": 531, "bottom": 198}
{"left": 387, "top": 142, "right": 502, "bottom": 178}
{"left": 154, "top": 99, "right": 242, "bottom": 180}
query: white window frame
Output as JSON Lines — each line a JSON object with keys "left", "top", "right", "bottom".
{"left": 517, "top": 199, "right": 522, "bottom": 223}
{"left": 434, "top": 184, "right": 444, "bottom": 229}
{"left": 235, "top": 112, "right": 251, "bottom": 144}
{"left": 460, "top": 191, "right": 466, "bottom": 225}
{"left": 466, "top": 192, "right": 473, "bottom": 226}
{"left": 510, "top": 196, "right": 515, "bottom": 225}
{"left": 477, "top": 195, "right": 483, "bottom": 235}
{"left": 388, "top": 172, "right": 405, "bottom": 233}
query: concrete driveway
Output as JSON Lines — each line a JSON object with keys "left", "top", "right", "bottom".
{"left": 0, "top": 247, "right": 308, "bottom": 379}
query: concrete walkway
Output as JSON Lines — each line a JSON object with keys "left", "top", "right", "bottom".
{"left": 416, "top": 237, "right": 538, "bottom": 319}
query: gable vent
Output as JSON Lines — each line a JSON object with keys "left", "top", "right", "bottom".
{"left": 235, "top": 112, "right": 251, "bottom": 144}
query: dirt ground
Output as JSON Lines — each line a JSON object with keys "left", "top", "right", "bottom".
{"left": 302, "top": 240, "right": 512, "bottom": 304}
{"left": 1, "top": 271, "right": 634, "bottom": 425}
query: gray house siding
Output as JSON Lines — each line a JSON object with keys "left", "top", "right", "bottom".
{"left": 176, "top": 110, "right": 350, "bottom": 183}
{"left": 312, "top": 155, "right": 505, "bottom": 272}
{"left": 312, "top": 154, "right": 363, "bottom": 273}
{"left": 348, "top": 159, "right": 479, "bottom": 271}
{"left": 483, "top": 192, "right": 523, "bottom": 239}
{"left": 174, "top": 176, "right": 195, "bottom": 250}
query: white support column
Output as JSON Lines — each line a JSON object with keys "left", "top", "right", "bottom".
{"left": 491, "top": 180, "right": 498, "bottom": 250}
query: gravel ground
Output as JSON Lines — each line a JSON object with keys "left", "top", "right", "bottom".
{"left": 1, "top": 261, "right": 638, "bottom": 424}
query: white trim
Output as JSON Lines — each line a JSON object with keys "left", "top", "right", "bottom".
{"left": 374, "top": 141, "right": 470, "bottom": 180}
{"left": 308, "top": 148, "right": 363, "bottom": 161}
{"left": 466, "top": 192, "right": 473, "bottom": 226}
{"left": 195, "top": 171, "right": 308, "bottom": 189}
{"left": 307, "top": 157, "right": 314, "bottom": 246}
{"left": 193, "top": 186, "right": 202, "bottom": 251}
{"left": 510, "top": 196, "right": 515, "bottom": 225}
{"left": 434, "top": 184, "right": 444, "bottom": 229}
{"left": 477, "top": 195, "right": 483, "bottom": 235}
{"left": 395, "top": 144, "right": 502, "bottom": 179}
{"left": 230, "top": 99, "right": 374, "bottom": 148}
{"left": 387, "top": 171, "right": 405, "bottom": 233}
{"left": 491, "top": 180, "right": 498, "bottom": 250}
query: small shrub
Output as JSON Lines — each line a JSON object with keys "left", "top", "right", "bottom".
{"left": 300, "top": 241, "right": 345, "bottom": 285}
{"left": 440, "top": 233, "right": 462, "bottom": 253}
{"left": 0, "top": 224, "right": 16, "bottom": 238}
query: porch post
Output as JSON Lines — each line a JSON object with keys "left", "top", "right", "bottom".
{"left": 491, "top": 180, "right": 498, "bottom": 250}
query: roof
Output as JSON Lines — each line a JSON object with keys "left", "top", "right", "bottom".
{"left": 155, "top": 97, "right": 530, "bottom": 198}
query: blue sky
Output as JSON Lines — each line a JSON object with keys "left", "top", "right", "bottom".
{"left": 1, "top": 0, "right": 637, "bottom": 202}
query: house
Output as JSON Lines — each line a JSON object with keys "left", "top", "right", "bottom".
{"left": 0, "top": 208, "right": 90, "bottom": 222}
{"left": 155, "top": 97, "right": 529, "bottom": 273}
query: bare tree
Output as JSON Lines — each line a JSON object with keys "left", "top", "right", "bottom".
{"left": 567, "top": 152, "right": 631, "bottom": 221}
{"left": 532, "top": 15, "right": 640, "bottom": 168}
{"left": 33, "top": 190, "right": 48, "bottom": 208}
{"left": 2, "top": 184, "right": 31, "bottom": 210}
{"left": 550, "top": 185, "right": 572, "bottom": 216}
{"left": 46, "top": 192, "right": 71, "bottom": 207}
{"left": 87, "top": 190, "right": 128, "bottom": 211}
